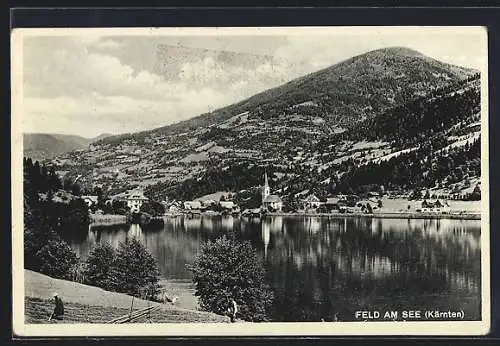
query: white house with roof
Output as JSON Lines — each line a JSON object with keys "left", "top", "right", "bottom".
{"left": 261, "top": 172, "right": 283, "bottom": 212}
{"left": 219, "top": 201, "right": 236, "bottom": 210}
{"left": 125, "top": 190, "right": 149, "bottom": 213}
{"left": 81, "top": 195, "right": 98, "bottom": 208}
{"left": 184, "top": 201, "right": 202, "bottom": 210}
{"left": 303, "top": 194, "right": 321, "bottom": 209}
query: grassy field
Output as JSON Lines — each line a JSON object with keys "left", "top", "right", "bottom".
{"left": 25, "top": 297, "right": 230, "bottom": 324}
{"left": 24, "top": 270, "right": 229, "bottom": 324}
{"left": 159, "top": 279, "right": 199, "bottom": 311}
{"left": 380, "top": 198, "right": 481, "bottom": 213}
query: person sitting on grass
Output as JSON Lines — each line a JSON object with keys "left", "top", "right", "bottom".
{"left": 48, "top": 293, "right": 64, "bottom": 321}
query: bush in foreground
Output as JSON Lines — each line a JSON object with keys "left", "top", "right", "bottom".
{"left": 82, "top": 242, "right": 116, "bottom": 290}
{"left": 82, "top": 238, "right": 161, "bottom": 300}
{"left": 189, "top": 235, "right": 273, "bottom": 322}
{"left": 36, "top": 239, "right": 79, "bottom": 280}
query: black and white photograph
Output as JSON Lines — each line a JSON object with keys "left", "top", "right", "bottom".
{"left": 11, "top": 26, "right": 490, "bottom": 336}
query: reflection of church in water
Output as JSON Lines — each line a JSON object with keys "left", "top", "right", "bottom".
{"left": 261, "top": 216, "right": 284, "bottom": 258}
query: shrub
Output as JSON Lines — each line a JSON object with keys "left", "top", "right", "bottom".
{"left": 189, "top": 235, "right": 273, "bottom": 322}
{"left": 83, "top": 242, "right": 116, "bottom": 290}
{"left": 69, "top": 262, "right": 86, "bottom": 284}
{"left": 111, "top": 237, "right": 161, "bottom": 300}
{"left": 36, "top": 239, "right": 79, "bottom": 280}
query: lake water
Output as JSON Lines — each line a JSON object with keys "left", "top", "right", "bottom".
{"left": 65, "top": 215, "right": 481, "bottom": 322}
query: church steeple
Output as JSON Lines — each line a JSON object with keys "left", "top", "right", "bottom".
{"left": 262, "top": 170, "right": 270, "bottom": 203}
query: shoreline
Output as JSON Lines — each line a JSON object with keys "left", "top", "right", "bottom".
{"left": 170, "top": 211, "right": 482, "bottom": 221}
{"left": 262, "top": 212, "right": 481, "bottom": 220}
{"left": 90, "top": 214, "right": 128, "bottom": 226}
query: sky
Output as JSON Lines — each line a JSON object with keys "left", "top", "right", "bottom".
{"left": 19, "top": 27, "right": 487, "bottom": 138}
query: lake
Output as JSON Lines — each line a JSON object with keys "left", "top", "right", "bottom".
{"left": 65, "top": 215, "right": 481, "bottom": 322}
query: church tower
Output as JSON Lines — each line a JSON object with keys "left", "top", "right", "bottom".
{"left": 262, "top": 171, "right": 270, "bottom": 203}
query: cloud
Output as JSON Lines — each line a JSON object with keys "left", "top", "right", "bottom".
{"left": 21, "top": 30, "right": 486, "bottom": 138}
{"left": 90, "top": 39, "right": 123, "bottom": 51}
{"left": 23, "top": 90, "right": 231, "bottom": 138}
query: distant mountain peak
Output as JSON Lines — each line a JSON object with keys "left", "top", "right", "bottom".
{"left": 367, "top": 46, "right": 425, "bottom": 57}
{"left": 98, "top": 46, "right": 477, "bottom": 143}
{"left": 93, "top": 133, "right": 113, "bottom": 141}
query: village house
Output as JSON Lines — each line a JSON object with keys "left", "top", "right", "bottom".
{"left": 219, "top": 200, "right": 241, "bottom": 214}
{"left": 417, "top": 199, "right": 450, "bottom": 214}
{"left": 184, "top": 201, "right": 202, "bottom": 210}
{"left": 201, "top": 199, "right": 217, "bottom": 208}
{"left": 169, "top": 205, "right": 181, "bottom": 213}
{"left": 166, "top": 201, "right": 182, "bottom": 213}
{"left": 325, "top": 197, "right": 346, "bottom": 212}
{"left": 81, "top": 195, "right": 98, "bottom": 208}
{"left": 125, "top": 190, "right": 149, "bottom": 213}
{"left": 219, "top": 201, "right": 235, "bottom": 210}
{"left": 302, "top": 194, "right": 322, "bottom": 210}
{"left": 261, "top": 172, "right": 283, "bottom": 212}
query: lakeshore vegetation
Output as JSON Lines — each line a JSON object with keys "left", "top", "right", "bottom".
{"left": 23, "top": 158, "right": 163, "bottom": 302}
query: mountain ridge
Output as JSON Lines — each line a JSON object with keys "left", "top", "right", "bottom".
{"left": 24, "top": 133, "right": 113, "bottom": 162}
{"left": 99, "top": 46, "right": 477, "bottom": 143}
{"left": 43, "top": 46, "right": 481, "bottom": 206}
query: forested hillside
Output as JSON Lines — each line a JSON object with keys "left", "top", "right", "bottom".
{"left": 40, "top": 47, "right": 482, "bottom": 208}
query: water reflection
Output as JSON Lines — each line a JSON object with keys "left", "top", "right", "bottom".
{"left": 64, "top": 215, "right": 481, "bottom": 322}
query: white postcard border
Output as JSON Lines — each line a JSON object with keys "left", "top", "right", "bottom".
{"left": 11, "top": 26, "right": 491, "bottom": 337}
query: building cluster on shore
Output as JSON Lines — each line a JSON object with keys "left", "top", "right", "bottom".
{"left": 82, "top": 171, "right": 478, "bottom": 220}
{"left": 82, "top": 189, "right": 150, "bottom": 214}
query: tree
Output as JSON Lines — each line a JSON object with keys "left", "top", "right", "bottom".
{"left": 36, "top": 239, "right": 79, "bottom": 280}
{"left": 48, "top": 166, "right": 62, "bottom": 191}
{"left": 140, "top": 201, "right": 165, "bottom": 217}
{"left": 283, "top": 198, "right": 299, "bottom": 212}
{"left": 23, "top": 161, "right": 82, "bottom": 278}
{"left": 24, "top": 207, "right": 60, "bottom": 271}
{"left": 112, "top": 200, "right": 129, "bottom": 215}
{"left": 188, "top": 235, "right": 273, "bottom": 322}
{"left": 71, "top": 183, "right": 82, "bottom": 196}
{"left": 366, "top": 203, "right": 373, "bottom": 214}
{"left": 378, "top": 185, "right": 385, "bottom": 196}
{"left": 63, "top": 199, "right": 90, "bottom": 233}
{"left": 470, "top": 184, "right": 481, "bottom": 201}
{"left": 409, "top": 189, "right": 422, "bottom": 200}
{"left": 83, "top": 242, "right": 116, "bottom": 290}
{"left": 95, "top": 186, "right": 105, "bottom": 209}
{"left": 111, "top": 237, "right": 161, "bottom": 300}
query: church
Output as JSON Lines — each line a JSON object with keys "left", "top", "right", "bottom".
{"left": 261, "top": 171, "right": 283, "bottom": 212}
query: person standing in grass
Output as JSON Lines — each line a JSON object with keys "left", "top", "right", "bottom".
{"left": 228, "top": 298, "right": 238, "bottom": 322}
{"left": 48, "top": 293, "right": 64, "bottom": 321}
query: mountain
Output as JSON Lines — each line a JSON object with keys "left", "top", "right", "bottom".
{"left": 23, "top": 133, "right": 112, "bottom": 162}
{"left": 46, "top": 47, "right": 481, "bottom": 206}
{"left": 93, "top": 133, "right": 113, "bottom": 141}
{"left": 101, "top": 46, "right": 476, "bottom": 143}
